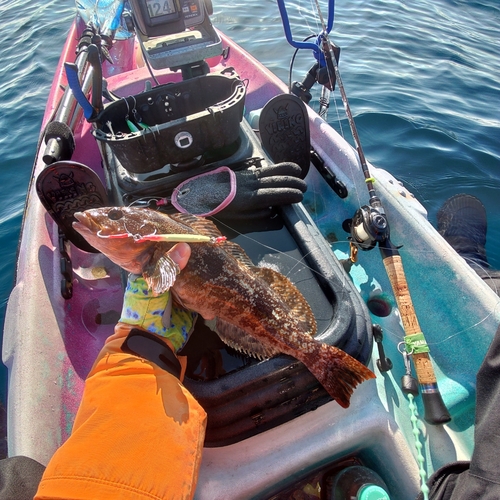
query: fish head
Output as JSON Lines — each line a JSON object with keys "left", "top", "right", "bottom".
{"left": 73, "top": 206, "right": 170, "bottom": 274}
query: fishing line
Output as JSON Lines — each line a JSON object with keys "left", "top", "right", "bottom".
{"left": 426, "top": 305, "right": 500, "bottom": 346}
{"left": 294, "top": 0, "right": 364, "bottom": 207}
{"left": 367, "top": 283, "right": 500, "bottom": 348}
{"left": 296, "top": 0, "right": 321, "bottom": 37}
{"left": 312, "top": 0, "right": 327, "bottom": 32}
{"left": 460, "top": 256, "right": 500, "bottom": 298}
{"left": 212, "top": 216, "right": 352, "bottom": 300}
{"left": 216, "top": 211, "right": 500, "bottom": 347}
{"left": 124, "top": 196, "right": 496, "bottom": 347}
{"left": 307, "top": 0, "right": 373, "bottom": 212}
{"left": 333, "top": 231, "right": 500, "bottom": 347}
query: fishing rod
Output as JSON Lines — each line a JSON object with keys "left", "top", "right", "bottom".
{"left": 276, "top": 0, "right": 451, "bottom": 425}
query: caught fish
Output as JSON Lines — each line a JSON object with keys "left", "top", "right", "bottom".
{"left": 73, "top": 207, "right": 375, "bottom": 407}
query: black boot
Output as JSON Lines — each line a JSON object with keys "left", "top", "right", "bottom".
{"left": 437, "top": 194, "right": 488, "bottom": 268}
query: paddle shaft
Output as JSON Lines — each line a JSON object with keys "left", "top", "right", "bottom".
{"left": 381, "top": 246, "right": 451, "bottom": 424}
{"left": 43, "top": 20, "right": 112, "bottom": 163}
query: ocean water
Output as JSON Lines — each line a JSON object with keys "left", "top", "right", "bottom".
{"left": 0, "top": 0, "right": 498, "bottom": 409}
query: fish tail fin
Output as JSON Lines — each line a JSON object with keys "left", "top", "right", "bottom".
{"left": 305, "top": 345, "right": 376, "bottom": 408}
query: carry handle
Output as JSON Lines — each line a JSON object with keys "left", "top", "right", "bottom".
{"left": 64, "top": 62, "right": 95, "bottom": 121}
{"left": 64, "top": 43, "right": 103, "bottom": 122}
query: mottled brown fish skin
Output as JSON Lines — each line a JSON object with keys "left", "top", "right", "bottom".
{"left": 73, "top": 207, "right": 375, "bottom": 407}
{"left": 174, "top": 244, "right": 375, "bottom": 408}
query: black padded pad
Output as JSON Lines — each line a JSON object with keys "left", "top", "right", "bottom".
{"left": 36, "top": 161, "right": 108, "bottom": 252}
{"left": 258, "top": 93, "right": 311, "bottom": 178}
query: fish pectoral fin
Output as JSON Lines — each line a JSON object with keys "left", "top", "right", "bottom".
{"left": 252, "top": 266, "right": 317, "bottom": 337}
{"left": 143, "top": 249, "right": 179, "bottom": 294}
{"left": 213, "top": 318, "right": 280, "bottom": 360}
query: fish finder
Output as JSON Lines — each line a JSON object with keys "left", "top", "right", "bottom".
{"left": 128, "top": 0, "right": 222, "bottom": 72}
{"left": 129, "top": 0, "right": 206, "bottom": 37}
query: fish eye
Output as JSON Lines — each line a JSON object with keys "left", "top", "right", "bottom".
{"left": 108, "top": 209, "right": 124, "bottom": 221}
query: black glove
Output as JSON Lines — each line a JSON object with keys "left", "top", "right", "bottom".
{"left": 171, "top": 162, "right": 307, "bottom": 220}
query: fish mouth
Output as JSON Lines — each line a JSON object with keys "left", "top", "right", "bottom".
{"left": 73, "top": 211, "right": 101, "bottom": 235}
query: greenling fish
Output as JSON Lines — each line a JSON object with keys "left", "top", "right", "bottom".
{"left": 73, "top": 207, "right": 375, "bottom": 407}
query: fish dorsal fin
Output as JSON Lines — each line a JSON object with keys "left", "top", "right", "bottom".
{"left": 220, "top": 240, "right": 255, "bottom": 269}
{"left": 170, "top": 213, "right": 255, "bottom": 268}
{"left": 253, "top": 266, "right": 317, "bottom": 337}
{"left": 170, "top": 213, "right": 222, "bottom": 239}
{"left": 212, "top": 319, "right": 281, "bottom": 360}
{"left": 212, "top": 267, "right": 317, "bottom": 359}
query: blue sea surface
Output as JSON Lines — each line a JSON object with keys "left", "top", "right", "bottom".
{"left": 0, "top": 0, "right": 499, "bottom": 407}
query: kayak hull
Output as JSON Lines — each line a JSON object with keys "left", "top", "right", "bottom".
{"left": 4, "top": 16, "right": 499, "bottom": 500}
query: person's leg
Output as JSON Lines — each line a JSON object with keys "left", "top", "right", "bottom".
{"left": 437, "top": 194, "right": 488, "bottom": 268}
{"left": 437, "top": 194, "right": 500, "bottom": 293}
{"left": 418, "top": 195, "right": 500, "bottom": 499}
{"left": 419, "top": 325, "right": 500, "bottom": 499}
{"left": 0, "top": 456, "right": 45, "bottom": 500}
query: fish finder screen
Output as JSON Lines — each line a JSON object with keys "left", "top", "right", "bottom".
{"left": 146, "top": 0, "right": 176, "bottom": 19}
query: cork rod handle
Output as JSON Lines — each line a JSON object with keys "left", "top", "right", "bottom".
{"left": 383, "top": 254, "right": 451, "bottom": 425}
